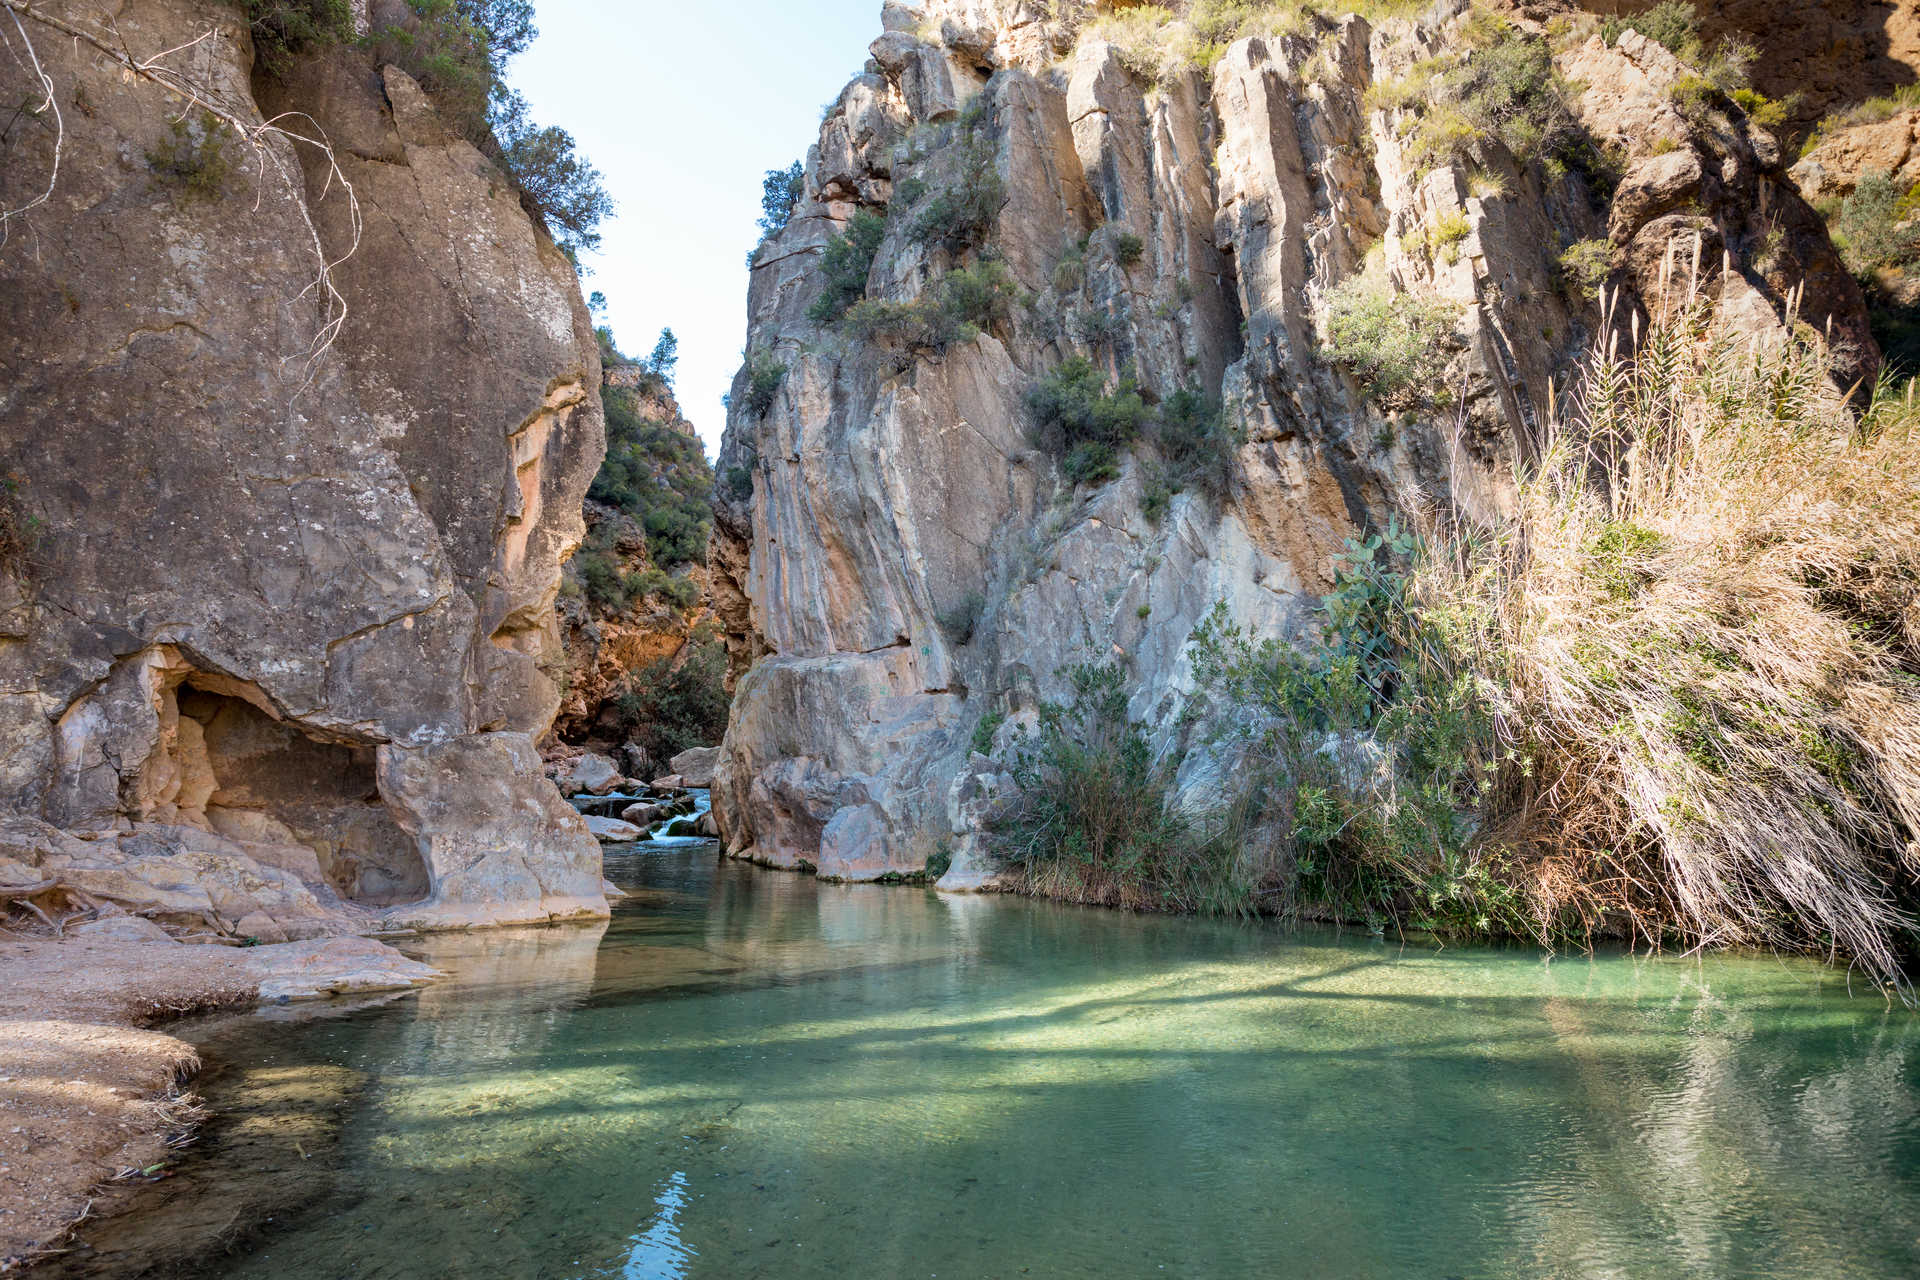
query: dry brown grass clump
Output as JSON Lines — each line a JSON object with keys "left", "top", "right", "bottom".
{"left": 1423, "top": 264, "right": 1920, "bottom": 988}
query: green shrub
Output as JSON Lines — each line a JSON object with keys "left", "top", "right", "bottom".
{"left": 492, "top": 91, "right": 613, "bottom": 254}
{"left": 991, "top": 663, "right": 1246, "bottom": 914}
{"left": 1112, "top": 231, "right": 1146, "bottom": 267}
{"left": 610, "top": 640, "right": 731, "bottom": 766}
{"left": 1188, "top": 519, "right": 1518, "bottom": 936}
{"left": 243, "top": 0, "right": 355, "bottom": 76}
{"left": 1149, "top": 385, "right": 1237, "bottom": 502}
{"left": 910, "top": 101, "right": 1004, "bottom": 253}
{"left": 1600, "top": 1, "right": 1701, "bottom": 60}
{"left": 1829, "top": 170, "right": 1920, "bottom": 279}
{"left": 842, "top": 258, "right": 1018, "bottom": 357}
{"left": 970, "top": 708, "right": 1007, "bottom": 757}
{"left": 758, "top": 161, "right": 804, "bottom": 237}
{"left": 808, "top": 210, "right": 889, "bottom": 325}
{"left": 1025, "top": 358, "right": 1150, "bottom": 486}
{"left": 1556, "top": 237, "right": 1614, "bottom": 301}
{"left": 1321, "top": 277, "right": 1461, "bottom": 408}
{"left": 742, "top": 349, "right": 787, "bottom": 418}
{"left": 145, "top": 112, "right": 234, "bottom": 202}
{"left": 590, "top": 379, "right": 713, "bottom": 570}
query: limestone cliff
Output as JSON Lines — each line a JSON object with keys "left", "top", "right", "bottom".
{"left": 0, "top": 0, "right": 607, "bottom": 935}
{"left": 709, "top": 0, "right": 1875, "bottom": 885}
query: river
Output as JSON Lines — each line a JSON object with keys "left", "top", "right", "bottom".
{"left": 50, "top": 842, "right": 1920, "bottom": 1278}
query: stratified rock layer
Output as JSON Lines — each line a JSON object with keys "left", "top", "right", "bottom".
{"left": 710, "top": 0, "right": 1871, "bottom": 886}
{"left": 0, "top": 0, "right": 606, "bottom": 929}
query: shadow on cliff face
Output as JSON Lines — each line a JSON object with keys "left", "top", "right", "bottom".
{"left": 1560, "top": 0, "right": 1919, "bottom": 128}
{"left": 171, "top": 686, "right": 426, "bottom": 908}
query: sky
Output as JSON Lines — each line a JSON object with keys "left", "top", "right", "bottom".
{"left": 509, "top": 1, "right": 880, "bottom": 458}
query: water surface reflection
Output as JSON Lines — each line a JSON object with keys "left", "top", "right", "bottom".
{"left": 57, "top": 844, "right": 1920, "bottom": 1278}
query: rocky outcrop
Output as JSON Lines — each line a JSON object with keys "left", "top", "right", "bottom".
{"left": 709, "top": 0, "right": 1873, "bottom": 885}
{"left": 0, "top": 1, "right": 608, "bottom": 931}
{"left": 1539, "top": 0, "right": 1920, "bottom": 129}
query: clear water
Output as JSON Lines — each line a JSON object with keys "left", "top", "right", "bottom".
{"left": 69, "top": 845, "right": 1920, "bottom": 1279}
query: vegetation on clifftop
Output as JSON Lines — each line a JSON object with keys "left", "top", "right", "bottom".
{"left": 242, "top": 0, "right": 611, "bottom": 254}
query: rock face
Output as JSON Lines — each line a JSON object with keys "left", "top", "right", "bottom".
{"left": 709, "top": 0, "right": 1872, "bottom": 885}
{"left": 0, "top": 1, "right": 607, "bottom": 930}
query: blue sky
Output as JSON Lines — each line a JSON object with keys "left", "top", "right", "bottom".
{"left": 510, "top": 1, "right": 879, "bottom": 456}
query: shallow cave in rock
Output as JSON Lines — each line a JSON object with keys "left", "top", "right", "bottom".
{"left": 151, "top": 679, "right": 429, "bottom": 908}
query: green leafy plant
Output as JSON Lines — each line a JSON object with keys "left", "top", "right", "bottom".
{"left": 742, "top": 349, "right": 788, "bottom": 418}
{"left": 1025, "top": 358, "right": 1150, "bottom": 488}
{"left": 809, "top": 209, "right": 889, "bottom": 325}
{"left": 1556, "top": 238, "right": 1614, "bottom": 301}
{"left": 145, "top": 112, "right": 234, "bottom": 202}
{"left": 610, "top": 640, "right": 732, "bottom": 766}
{"left": 991, "top": 663, "right": 1247, "bottom": 914}
{"left": 1321, "top": 277, "right": 1462, "bottom": 409}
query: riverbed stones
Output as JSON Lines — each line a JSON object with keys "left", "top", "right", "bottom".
{"left": 560, "top": 754, "right": 626, "bottom": 796}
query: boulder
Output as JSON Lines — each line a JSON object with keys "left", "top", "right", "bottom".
{"left": 560, "top": 753, "right": 625, "bottom": 796}
{"left": 585, "top": 816, "right": 645, "bottom": 843}
{"left": 378, "top": 734, "right": 609, "bottom": 930}
{"left": 620, "top": 802, "right": 667, "bottom": 826}
{"left": 242, "top": 936, "right": 442, "bottom": 1003}
{"left": 668, "top": 746, "right": 722, "bottom": 788}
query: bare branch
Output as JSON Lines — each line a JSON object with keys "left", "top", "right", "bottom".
{"left": 0, "top": 0, "right": 362, "bottom": 383}
{"left": 0, "top": 1, "right": 61, "bottom": 246}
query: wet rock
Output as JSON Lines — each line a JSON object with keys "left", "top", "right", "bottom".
{"left": 242, "top": 936, "right": 441, "bottom": 1003}
{"left": 620, "top": 802, "right": 667, "bottom": 826}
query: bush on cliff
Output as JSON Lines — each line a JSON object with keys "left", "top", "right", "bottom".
{"left": 246, "top": 0, "right": 610, "bottom": 256}
{"left": 1321, "top": 276, "right": 1461, "bottom": 410}
{"left": 590, "top": 333, "right": 714, "bottom": 572}
{"left": 997, "top": 292, "right": 1920, "bottom": 992}
{"left": 1025, "top": 358, "right": 1150, "bottom": 487}
{"left": 611, "top": 638, "right": 731, "bottom": 765}
{"left": 809, "top": 211, "right": 889, "bottom": 325}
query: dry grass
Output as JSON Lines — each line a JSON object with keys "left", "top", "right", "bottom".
{"left": 1420, "top": 250, "right": 1920, "bottom": 989}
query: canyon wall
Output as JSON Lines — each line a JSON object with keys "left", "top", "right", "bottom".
{"left": 709, "top": 0, "right": 1873, "bottom": 885}
{"left": 0, "top": 0, "right": 607, "bottom": 936}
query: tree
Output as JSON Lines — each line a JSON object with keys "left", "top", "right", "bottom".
{"left": 758, "top": 162, "right": 804, "bottom": 236}
{"left": 456, "top": 0, "right": 535, "bottom": 70}
{"left": 647, "top": 328, "right": 679, "bottom": 385}
{"left": 492, "top": 89, "right": 614, "bottom": 256}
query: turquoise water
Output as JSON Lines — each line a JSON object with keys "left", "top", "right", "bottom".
{"left": 71, "top": 845, "right": 1920, "bottom": 1278}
